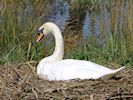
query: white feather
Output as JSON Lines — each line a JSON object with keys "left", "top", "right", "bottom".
{"left": 37, "top": 22, "right": 125, "bottom": 81}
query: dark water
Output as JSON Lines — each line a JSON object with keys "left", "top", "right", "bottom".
{"left": 42, "top": 0, "right": 128, "bottom": 46}
{"left": 43, "top": 1, "right": 110, "bottom": 34}
{"left": 44, "top": 0, "right": 70, "bottom": 32}
{"left": 41, "top": 1, "right": 110, "bottom": 47}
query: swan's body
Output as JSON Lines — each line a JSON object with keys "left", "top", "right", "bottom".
{"left": 36, "top": 22, "right": 125, "bottom": 81}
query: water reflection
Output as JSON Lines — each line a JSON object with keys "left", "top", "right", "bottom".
{"left": 44, "top": 0, "right": 70, "bottom": 32}
{"left": 83, "top": 11, "right": 90, "bottom": 39}
{"left": 44, "top": 0, "right": 112, "bottom": 46}
{"left": 82, "top": 3, "right": 110, "bottom": 46}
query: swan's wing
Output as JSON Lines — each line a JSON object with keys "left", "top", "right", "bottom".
{"left": 40, "top": 59, "right": 125, "bottom": 80}
{"left": 57, "top": 59, "right": 113, "bottom": 72}
{"left": 100, "top": 66, "right": 125, "bottom": 80}
{"left": 46, "top": 59, "right": 114, "bottom": 80}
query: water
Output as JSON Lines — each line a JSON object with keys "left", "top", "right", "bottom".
{"left": 43, "top": 0, "right": 112, "bottom": 46}
{"left": 43, "top": 0, "right": 70, "bottom": 32}
{"left": 44, "top": 0, "right": 132, "bottom": 47}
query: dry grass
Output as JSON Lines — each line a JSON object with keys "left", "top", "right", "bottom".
{"left": 0, "top": 0, "right": 51, "bottom": 63}
{"left": 0, "top": 63, "right": 133, "bottom": 100}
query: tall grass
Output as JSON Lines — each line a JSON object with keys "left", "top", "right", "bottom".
{"left": 0, "top": 0, "right": 133, "bottom": 67}
{"left": 66, "top": 32, "right": 133, "bottom": 67}
{"left": 67, "top": 0, "right": 101, "bottom": 10}
{"left": 108, "top": 0, "right": 133, "bottom": 66}
{"left": 0, "top": 0, "right": 50, "bottom": 64}
{"left": 65, "top": 0, "right": 133, "bottom": 67}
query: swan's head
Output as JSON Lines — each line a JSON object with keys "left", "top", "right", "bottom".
{"left": 36, "top": 22, "right": 54, "bottom": 42}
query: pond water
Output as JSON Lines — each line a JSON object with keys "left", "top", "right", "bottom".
{"left": 41, "top": 0, "right": 132, "bottom": 47}
{"left": 44, "top": 0, "right": 70, "bottom": 32}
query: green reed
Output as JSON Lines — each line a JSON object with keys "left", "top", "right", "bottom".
{"left": 65, "top": 0, "right": 133, "bottom": 67}
{"left": 66, "top": 32, "right": 133, "bottom": 67}
{"left": 0, "top": 0, "right": 50, "bottom": 64}
{"left": 67, "top": 0, "right": 101, "bottom": 10}
{"left": 0, "top": 0, "right": 133, "bottom": 67}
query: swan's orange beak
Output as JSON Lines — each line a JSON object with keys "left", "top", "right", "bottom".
{"left": 36, "top": 32, "right": 44, "bottom": 43}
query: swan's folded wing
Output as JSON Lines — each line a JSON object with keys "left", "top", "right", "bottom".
{"left": 58, "top": 59, "right": 113, "bottom": 72}
{"left": 47, "top": 59, "right": 115, "bottom": 80}
{"left": 100, "top": 66, "right": 125, "bottom": 80}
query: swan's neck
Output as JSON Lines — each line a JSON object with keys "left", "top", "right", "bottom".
{"left": 50, "top": 25, "right": 64, "bottom": 62}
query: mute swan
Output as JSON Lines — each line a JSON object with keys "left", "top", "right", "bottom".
{"left": 36, "top": 22, "right": 125, "bottom": 81}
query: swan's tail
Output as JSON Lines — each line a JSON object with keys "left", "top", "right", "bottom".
{"left": 101, "top": 66, "right": 126, "bottom": 80}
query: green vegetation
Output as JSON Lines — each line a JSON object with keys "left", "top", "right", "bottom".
{"left": 66, "top": 32, "right": 133, "bottom": 67}
{"left": 0, "top": 0, "right": 50, "bottom": 64}
{"left": 67, "top": 0, "right": 101, "bottom": 10}
{"left": 0, "top": 0, "right": 133, "bottom": 67}
{"left": 65, "top": 0, "right": 133, "bottom": 67}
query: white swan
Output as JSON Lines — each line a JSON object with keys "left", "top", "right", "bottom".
{"left": 36, "top": 22, "right": 125, "bottom": 81}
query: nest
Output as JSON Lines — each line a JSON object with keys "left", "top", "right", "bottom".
{"left": 0, "top": 62, "right": 133, "bottom": 100}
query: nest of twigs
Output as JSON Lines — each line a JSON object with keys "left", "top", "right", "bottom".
{"left": 0, "top": 62, "right": 133, "bottom": 100}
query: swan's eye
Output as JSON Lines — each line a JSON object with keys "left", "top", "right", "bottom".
{"left": 37, "top": 28, "right": 44, "bottom": 35}
{"left": 37, "top": 33, "right": 40, "bottom": 35}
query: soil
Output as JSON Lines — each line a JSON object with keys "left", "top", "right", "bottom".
{"left": 0, "top": 62, "right": 133, "bottom": 100}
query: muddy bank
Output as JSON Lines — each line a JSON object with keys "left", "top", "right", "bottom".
{"left": 0, "top": 63, "right": 133, "bottom": 100}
